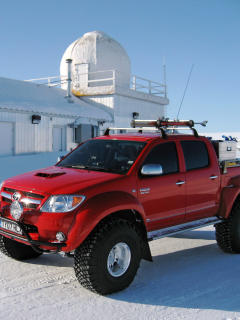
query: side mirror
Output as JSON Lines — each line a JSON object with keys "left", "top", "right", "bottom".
{"left": 141, "top": 164, "right": 163, "bottom": 176}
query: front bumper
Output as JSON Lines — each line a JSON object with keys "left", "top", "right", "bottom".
{"left": 0, "top": 217, "right": 67, "bottom": 254}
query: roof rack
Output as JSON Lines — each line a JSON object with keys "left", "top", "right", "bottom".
{"left": 103, "top": 118, "right": 208, "bottom": 139}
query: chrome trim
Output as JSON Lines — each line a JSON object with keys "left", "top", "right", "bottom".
{"left": 107, "top": 242, "right": 131, "bottom": 277}
{"left": 1, "top": 191, "right": 11, "bottom": 199}
{"left": 1, "top": 192, "right": 41, "bottom": 205}
{"left": 148, "top": 216, "right": 222, "bottom": 241}
{"left": 0, "top": 216, "right": 22, "bottom": 234}
{"left": 12, "top": 192, "right": 21, "bottom": 201}
{"left": 20, "top": 198, "right": 41, "bottom": 205}
{"left": 210, "top": 175, "right": 218, "bottom": 179}
{"left": 141, "top": 164, "right": 163, "bottom": 176}
{"left": 140, "top": 188, "right": 150, "bottom": 194}
{"left": 175, "top": 181, "right": 185, "bottom": 185}
{"left": 0, "top": 229, "right": 26, "bottom": 241}
{"left": 147, "top": 212, "right": 185, "bottom": 222}
{"left": 186, "top": 205, "right": 216, "bottom": 215}
{"left": 147, "top": 205, "right": 217, "bottom": 222}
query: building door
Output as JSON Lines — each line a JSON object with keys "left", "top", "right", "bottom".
{"left": 0, "top": 122, "right": 14, "bottom": 157}
{"left": 75, "top": 63, "right": 89, "bottom": 88}
{"left": 75, "top": 124, "right": 92, "bottom": 143}
{"left": 53, "top": 127, "right": 65, "bottom": 152}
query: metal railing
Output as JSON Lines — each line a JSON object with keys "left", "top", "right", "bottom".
{"left": 25, "top": 70, "right": 167, "bottom": 97}
{"left": 25, "top": 75, "right": 67, "bottom": 87}
{"left": 130, "top": 74, "right": 166, "bottom": 96}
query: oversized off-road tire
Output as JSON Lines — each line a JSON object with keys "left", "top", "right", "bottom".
{"left": 74, "top": 218, "right": 141, "bottom": 295}
{"left": 0, "top": 235, "right": 42, "bottom": 260}
{"left": 215, "top": 201, "right": 240, "bottom": 253}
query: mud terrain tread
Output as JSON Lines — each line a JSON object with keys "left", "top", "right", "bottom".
{"left": 215, "top": 201, "right": 240, "bottom": 253}
{"left": 74, "top": 217, "right": 141, "bottom": 295}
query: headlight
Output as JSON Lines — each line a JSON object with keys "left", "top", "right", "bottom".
{"left": 40, "top": 195, "right": 85, "bottom": 213}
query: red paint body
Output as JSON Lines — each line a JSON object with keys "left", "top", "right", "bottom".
{"left": 0, "top": 133, "right": 240, "bottom": 252}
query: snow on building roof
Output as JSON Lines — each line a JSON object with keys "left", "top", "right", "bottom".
{"left": 0, "top": 77, "right": 112, "bottom": 122}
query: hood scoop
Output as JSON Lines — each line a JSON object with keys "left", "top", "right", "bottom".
{"left": 35, "top": 172, "right": 66, "bottom": 179}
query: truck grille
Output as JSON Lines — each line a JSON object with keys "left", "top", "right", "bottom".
{"left": 5, "top": 188, "right": 45, "bottom": 200}
{"left": 1, "top": 188, "right": 46, "bottom": 210}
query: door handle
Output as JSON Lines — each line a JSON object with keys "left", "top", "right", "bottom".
{"left": 210, "top": 175, "right": 218, "bottom": 179}
{"left": 176, "top": 181, "right": 185, "bottom": 185}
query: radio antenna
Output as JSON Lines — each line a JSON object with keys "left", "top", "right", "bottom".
{"left": 177, "top": 64, "right": 194, "bottom": 119}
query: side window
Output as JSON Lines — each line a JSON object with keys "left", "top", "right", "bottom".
{"left": 180, "top": 140, "right": 209, "bottom": 171}
{"left": 143, "top": 142, "right": 179, "bottom": 174}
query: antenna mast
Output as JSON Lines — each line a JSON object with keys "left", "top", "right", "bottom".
{"left": 163, "top": 57, "right": 167, "bottom": 117}
{"left": 163, "top": 57, "right": 166, "bottom": 86}
{"left": 177, "top": 64, "right": 194, "bottom": 119}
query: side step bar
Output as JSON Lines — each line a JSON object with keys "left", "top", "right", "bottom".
{"left": 147, "top": 217, "right": 222, "bottom": 242}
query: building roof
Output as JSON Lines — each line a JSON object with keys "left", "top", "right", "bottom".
{"left": 0, "top": 77, "right": 113, "bottom": 122}
{"left": 60, "top": 31, "right": 131, "bottom": 90}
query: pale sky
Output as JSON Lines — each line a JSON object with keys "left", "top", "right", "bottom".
{"left": 0, "top": 0, "right": 239, "bottom": 133}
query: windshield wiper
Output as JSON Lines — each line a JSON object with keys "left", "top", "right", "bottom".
{"left": 63, "top": 164, "right": 124, "bottom": 174}
{"left": 65, "top": 164, "right": 90, "bottom": 169}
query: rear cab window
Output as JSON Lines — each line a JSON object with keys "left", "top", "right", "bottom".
{"left": 180, "top": 140, "right": 209, "bottom": 171}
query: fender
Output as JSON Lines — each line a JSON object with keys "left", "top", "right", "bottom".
{"left": 64, "top": 191, "right": 147, "bottom": 252}
{"left": 218, "top": 175, "right": 240, "bottom": 219}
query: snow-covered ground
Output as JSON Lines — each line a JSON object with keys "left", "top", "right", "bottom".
{"left": 1, "top": 152, "right": 240, "bottom": 320}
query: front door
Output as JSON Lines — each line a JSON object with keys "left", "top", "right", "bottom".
{"left": 137, "top": 141, "right": 186, "bottom": 231}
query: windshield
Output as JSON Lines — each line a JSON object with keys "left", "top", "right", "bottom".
{"left": 56, "top": 139, "right": 146, "bottom": 174}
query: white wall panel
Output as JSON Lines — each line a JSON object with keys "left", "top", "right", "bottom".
{"left": 81, "top": 96, "right": 114, "bottom": 116}
{"left": 0, "top": 122, "right": 14, "bottom": 156}
{"left": 0, "top": 111, "right": 76, "bottom": 156}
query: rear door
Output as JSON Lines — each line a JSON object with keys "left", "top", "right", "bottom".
{"left": 180, "top": 139, "right": 220, "bottom": 221}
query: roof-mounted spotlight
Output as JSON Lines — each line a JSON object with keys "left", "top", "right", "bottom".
{"left": 132, "top": 112, "right": 139, "bottom": 119}
{"left": 32, "top": 115, "right": 41, "bottom": 124}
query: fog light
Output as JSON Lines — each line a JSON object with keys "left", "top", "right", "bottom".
{"left": 10, "top": 201, "right": 23, "bottom": 220}
{"left": 56, "top": 232, "right": 66, "bottom": 242}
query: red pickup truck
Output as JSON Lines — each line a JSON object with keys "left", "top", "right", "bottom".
{"left": 0, "top": 119, "right": 240, "bottom": 295}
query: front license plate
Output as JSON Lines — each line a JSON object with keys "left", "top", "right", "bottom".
{"left": 0, "top": 218, "right": 22, "bottom": 235}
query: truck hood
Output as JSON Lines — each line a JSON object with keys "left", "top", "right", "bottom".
{"left": 4, "top": 166, "right": 123, "bottom": 195}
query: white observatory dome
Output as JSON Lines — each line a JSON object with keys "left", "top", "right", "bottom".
{"left": 60, "top": 31, "right": 131, "bottom": 90}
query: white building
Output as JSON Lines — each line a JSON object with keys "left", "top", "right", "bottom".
{"left": 0, "top": 77, "right": 112, "bottom": 157}
{"left": 60, "top": 31, "right": 169, "bottom": 133}
{"left": 0, "top": 31, "right": 169, "bottom": 157}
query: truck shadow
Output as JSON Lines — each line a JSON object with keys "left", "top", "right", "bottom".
{"left": 171, "top": 229, "right": 216, "bottom": 240}
{"left": 23, "top": 229, "right": 240, "bottom": 312}
{"left": 110, "top": 234, "right": 240, "bottom": 312}
{"left": 23, "top": 253, "right": 74, "bottom": 268}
